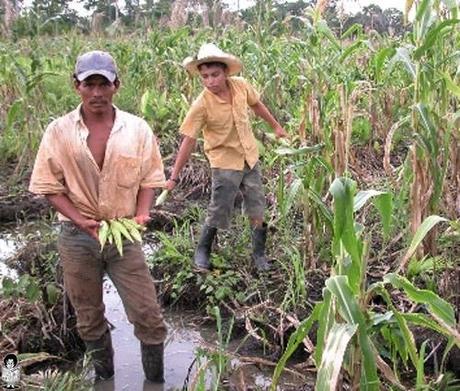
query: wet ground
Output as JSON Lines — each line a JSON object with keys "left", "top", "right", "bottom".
{"left": 0, "top": 228, "right": 312, "bottom": 390}
{"left": 94, "top": 279, "right": 209, "bottom": 391}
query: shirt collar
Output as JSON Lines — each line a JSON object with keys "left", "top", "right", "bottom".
{"left": 71, "top": 103, "right": 124, "bottom": 133}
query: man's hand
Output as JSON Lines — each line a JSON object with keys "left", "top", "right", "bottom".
{"left": 134, "top": 214, "right": 151, "bottom": 226}
{"left": 274, "top": 125, "right": 288, "bottom": 139}
{"left": 75, "top": 218, "right": 100, "bottom": 240}
{"left": 165, "top": 179, "right": 178, "bottom": 191}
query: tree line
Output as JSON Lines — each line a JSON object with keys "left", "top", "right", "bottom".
{"left": 0, "top": 0, "right": 408, "bottom": 37}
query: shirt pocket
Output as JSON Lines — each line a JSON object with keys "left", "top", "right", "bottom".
{"left": 116, "top": 155, "right": 141, "bottom": 188}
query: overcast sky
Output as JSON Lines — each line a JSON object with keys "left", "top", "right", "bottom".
{"left": 23, "top": 0, "right": 405, "bottom": 16}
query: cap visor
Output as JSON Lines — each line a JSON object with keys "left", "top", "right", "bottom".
{"left": 76, "top": 70, "right": 116, "bottom": 82}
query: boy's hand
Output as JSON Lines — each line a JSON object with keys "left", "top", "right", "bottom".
{"left": 274, "top": 125, "right": 288, "bottom": 139}
{"left": 165, "top": 179, "right": 178, "bottom": 191}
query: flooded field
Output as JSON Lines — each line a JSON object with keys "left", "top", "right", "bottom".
{"left": 0, "top": 226, "right": 313, "bottom": 390}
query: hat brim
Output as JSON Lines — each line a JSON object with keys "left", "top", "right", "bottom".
{"left": 76, "top": 70, "right": 117, "bottom": 83}
{"left": 184, "top": 55, "right": 242, "bottom": 76}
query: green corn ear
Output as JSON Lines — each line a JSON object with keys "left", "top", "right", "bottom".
{"left": 155, "top": 189, "right": 169, "bottom": 206}
{"left": 119, "top": 218, "right": 144, "bottom": 242}
{"left": 110, "top": 220, "right": 124, "bottom": 256}
{"left": 98, "top": 220, "right": 110, "bottom": 251}
{"left": 121, "top": 217, "right": 145, "bottom": 230}
{"left": 113, "top": 219, "right": 134, "bottom": 243}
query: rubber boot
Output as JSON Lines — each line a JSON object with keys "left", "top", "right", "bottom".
{"left": 194, "top": 224, "right": 217, "bottom": 270}
{"left": 85, "top": 329, "right": 114, "bottom": 380}
{"left": 141, "top": 342, "right": 164, "bottom": 383}
{"left": 251, "top": 224, "right": 270, "bottom": 271}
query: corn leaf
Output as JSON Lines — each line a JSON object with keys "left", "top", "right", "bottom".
{"left": 353, "top": 190, "right": 386, "bottom": 212}
{"left": 283, "top": 178, "right": 303, "bottom": 218}
{"left": 376, "top": 287, "right": 419, "bottom": 366}
{"left": 442, "top": 70, "right": 460, "bottom": 98}
{"left": 325, "top": 276, "right": 379, "bottom": 390}
{"left": 329, "top": 178, "right": 362, "bottom": 293}
{"left": 271, "top": 304, "right": 321, "bottom": 391}
{"left": 374, "top": 193, "right": 393, "bottom": 240}
{"left": 414, "top": 19, "right": 460, "bottom": 59}
{"left": 315, "top": 323, "right": 358, "bottom": 391}
{"left": 315, "top": 289, "right": 334, "bottom": 366}
{"left": 402, "top": 313, "right": 448, "bottom": 336}
{"left": 384, "top": 273, "right": 457, "bottom": 331}
{"left": 373, "top": 47, "right": 396, "bottom": 82}
{"left": 6, "top": 99, "right": 22, "bottom": 131}
{"left": 405, "top": 0, "right": 416, "bottom": 22}
{"left": 400, "top": 215, "right": 447, "bottom": 268}
{"left": 416, "top": 341, "right": 428, "bottom": 388}
{"left": 389, "top": 47, "right": 416, "bottom": 79}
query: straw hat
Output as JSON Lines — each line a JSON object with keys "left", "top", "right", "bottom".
{"left": 183, "top": 43, "right": 242, "bottom": 76}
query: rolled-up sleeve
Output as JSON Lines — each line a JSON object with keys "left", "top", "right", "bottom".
{"left": 245, "top": 79, "right": 260, "bottom": 106}
{"left": 180, "top": 97, "right": 206, "bottom": 139}
{"left": 139, "top": 124, "right": 166, "bottom": 189}
{"left": 29, "top": 124, "right": 66, "bottom": 195}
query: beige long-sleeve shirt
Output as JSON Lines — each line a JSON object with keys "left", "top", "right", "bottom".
{"left": 180, "top": 77, "right": 260, "bottom": 170}
{"left": 29, "top": 104, "right": 165, "bottom": 221}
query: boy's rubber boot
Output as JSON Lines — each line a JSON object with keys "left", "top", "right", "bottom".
{"left": 141, "top": 342, "right": 164, "bottom": 383}
{"left": 251, "top": 224, "right": 270, "bottom": 271}
{"left": 194, "top": 224, "right": 217, "bottom": 270}
{"left": 85, "top": 329, "right": 114, "bottom": 380}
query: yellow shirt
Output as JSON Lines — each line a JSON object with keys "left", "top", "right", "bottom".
{"left": 29, "top": 104, "right": 165, "bottom": 221}
{"left": 180, "top": 77, "right": 260, "bottom": 170}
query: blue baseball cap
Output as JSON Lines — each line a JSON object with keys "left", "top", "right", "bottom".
{"left": 75, "top": 50, "right": 117, "bottom": 82}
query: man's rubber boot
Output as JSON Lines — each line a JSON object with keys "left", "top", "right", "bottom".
{"left": 85, "top": 329, "right": 114, "bottom": 380}
{"left": 194, "top": 224, "right": 217, "bottom": 270}
{"left": 141, "top": 342, "right": 164, "bottom": 383}
{"left": 251, "top": 224, "right": 270, "bottom": 271}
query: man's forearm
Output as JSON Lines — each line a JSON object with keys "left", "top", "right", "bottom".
{"left": 46, "top": 193, "right": 87, "bottom": 225}
{"left": 136, "top": 187, "right": 155, "bottom": 217}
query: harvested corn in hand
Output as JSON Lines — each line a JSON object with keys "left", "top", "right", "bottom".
{"left": 98, "top": 217, "right": 146, "bottom": 256}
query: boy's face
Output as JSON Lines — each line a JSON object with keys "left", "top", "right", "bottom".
{"left": 199, "top": 64, "right": 228, "bottom": 94}
{"left": 6, "top": 358, "right": 14, "bottom": 369}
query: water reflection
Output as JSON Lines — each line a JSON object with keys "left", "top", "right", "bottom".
{"left": 94, "top": 379, "right": 165, "bottom": 391}
{"left": 100, "top": 279, "right": 204, "bottom": 391}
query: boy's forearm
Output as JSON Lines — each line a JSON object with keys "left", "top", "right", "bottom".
{"left": 251, "top": 101, "right": 281, "bottom": 130}
{"left": 170, "top": 136, "right": 196, "bottom": 180}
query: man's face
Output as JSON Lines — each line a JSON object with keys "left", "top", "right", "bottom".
{"left": 75, "top": 74, "right": 119, "bottom": 115}
{"left": 5, "top": 359, "right": 14, "bottom": 369}
{"left": 198, "top": 64, "right": 228, "bottom": 94}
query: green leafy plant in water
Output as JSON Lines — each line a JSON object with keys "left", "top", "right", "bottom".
{"left": 191, "top": 306, "right": 234, "bottom": 391}
{"left": 198, "top": 270, "right": 245, "bottom": 313}
{"left": 1, "top": 274, "right": 42, "bottom": 302}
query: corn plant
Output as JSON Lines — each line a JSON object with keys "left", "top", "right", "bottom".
{"left": 271, "top": 177, "right": 459, "bottom": 390}
{"left": 389, "top": 0, "right": 460, "bottom": 260}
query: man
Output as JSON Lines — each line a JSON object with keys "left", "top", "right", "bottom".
{"left": 29, "top": 50, "right": 166, "bottom": 383}
{"left": 166, "top": 43, "right": 287, "bottom": 271}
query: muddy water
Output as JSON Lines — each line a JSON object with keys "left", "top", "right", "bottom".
{"left": 94, "top": 279, "right": 209, "bottom": 391}
{"left": 0, "top": 235, "right": 19, "bottom": 279}
{"left": 0, "top": 230, "right": 312, "bottom": 391}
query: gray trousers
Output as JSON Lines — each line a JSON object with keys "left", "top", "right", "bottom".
{"left": 206, "top": 162, "right": 265, "bottom": 229}
{"left": 58, "top": 222, "right": 167, "bottom": 344}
